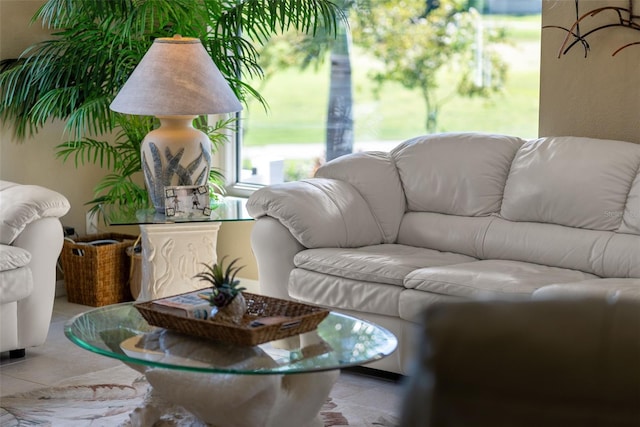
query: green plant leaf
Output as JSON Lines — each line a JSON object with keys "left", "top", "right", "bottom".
{"left": 1, "top": 0, "right": 344, "bottom": 216}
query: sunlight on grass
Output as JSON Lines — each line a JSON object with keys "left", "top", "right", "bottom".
{"left": 243, "top": 13, "right": 542, "bottom": 147}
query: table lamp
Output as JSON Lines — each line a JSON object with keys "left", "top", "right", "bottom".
{"left": 110, "top": 35, "right": 242, "bottom": 213}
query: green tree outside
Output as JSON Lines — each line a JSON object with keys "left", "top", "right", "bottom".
{"left": 351, "top": 0, "right": 508, "bottom": 133}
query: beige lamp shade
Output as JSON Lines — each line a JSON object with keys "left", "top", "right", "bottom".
{"left": 109, "top": 35, "right": 241, "bottom": 214}
{"left": 110, "top": 35, "right": 242, "bottom": 116}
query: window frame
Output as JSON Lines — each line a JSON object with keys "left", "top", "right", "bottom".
{"left": 222, "top": 7, "right": 542, "bottom": 197}
{"left": 217, "top": 111, "right": 261, "bottom": 198}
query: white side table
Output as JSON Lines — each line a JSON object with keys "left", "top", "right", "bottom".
{"left": 138, "top": 222, "right": 220, "bottom": 300}
{"left": 111, "top": 197, "right": 252, "bottom": 301}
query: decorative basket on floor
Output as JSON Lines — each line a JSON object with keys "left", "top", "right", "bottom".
{"left": 126, "top": 235, "right": 142, "bottom": 300}
{"left": 134, "top": 291, "right": 330, "bottom": 346}
{"left": 61, "top": 233, "right": 137, "bottom": 307}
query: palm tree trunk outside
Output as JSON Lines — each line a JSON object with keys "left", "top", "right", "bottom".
{"left": 325, "top": 19, "right": 354, "bottom": 162}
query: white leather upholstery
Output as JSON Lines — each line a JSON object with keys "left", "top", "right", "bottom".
{"left": 533, "top": 278, "right": 640, "bottom": 300}
{"left": 315, "top": 151, "right": 405, "bottom": 243}
{"left": 294, "top": 244, "right": 476, "bottom": 286}
{"left": 404, "top": 260, "right": 598, "bottom": 300}
{"left": 0, "top": 245, "right": 31, "bottom": 270}
{"left": 290, "top": 270, "right": 402, "bottom": 317}
{"left": 0, "top": 181, "right": 70, "bottom": 355}
{"left": 397, "top": 212, "right": 494, "bottom": 258}
{"left": 0, "top": 180, "right": 70, "bottom": 244}
{"left": 621, "top": 170, "right": 640, "bottom": 234}
{"left": 246, "top": 178, "right": 386, "bottom": 248}
{"left": 247, "top": 133, "right": 640, "bottom": 374}
{"left": 250, "top": 217, "right": 305, "bottom": 301}
{"left": 502, "top": 136, "right": 640, "bottom": 230}
{"left": 391, "top": 133, "right": 524, "bottom": 216}
{"left": 0, "top": 266, "right": 33, "bottom": 304}
{"left": 482, "top": 218, "right": 623, "bottom": 276}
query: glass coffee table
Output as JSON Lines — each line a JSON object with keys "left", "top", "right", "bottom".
{"left": 65, "top": 302, "right": 398, "bottom": 427}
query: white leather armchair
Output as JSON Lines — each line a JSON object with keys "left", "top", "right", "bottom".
{"left": 0, "top": 181, "right": 70, "bottom": 358}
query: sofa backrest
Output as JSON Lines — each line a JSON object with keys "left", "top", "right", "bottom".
{"left": 487, "top": 136, "right": 640, "bottom": 278}
{"left": 391, "top": 133, "right": 525, "bottom": 216}
{"left": 393, "top": 134, "right": 640, "bottom": 278}
{"left": 501, "top": 136, "right": 640, "bottom": 232}
{"left": 315, "top": 151, "right": 405, "bottom": 244}
{"left": 250, "top": 132, "right": 640, "bottom": 278}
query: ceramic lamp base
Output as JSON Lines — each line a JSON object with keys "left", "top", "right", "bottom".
{"left": 141, "top": 115, "right": 212, "bottom": 213}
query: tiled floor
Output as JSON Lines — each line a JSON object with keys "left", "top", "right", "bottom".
{"left": 1, "top": 297, "right": 405, "bottom": 419}
{"left": 0, "top": 297, "right": 123, "bottom": 396}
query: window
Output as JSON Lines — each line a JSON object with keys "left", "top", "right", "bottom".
{"left": 225, "top": 1, "right": 541, "bottom": 195}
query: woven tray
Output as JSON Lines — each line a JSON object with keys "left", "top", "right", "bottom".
{"left": 134, "top": 292, "right": 330, "bottom": 346}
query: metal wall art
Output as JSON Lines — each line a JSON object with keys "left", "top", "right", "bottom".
{"left": 544, "top": 0, "right": 640, "bottom": 57}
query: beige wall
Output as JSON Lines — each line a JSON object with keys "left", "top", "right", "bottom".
{"left": 1, "top": 0, "right": 638, "bottom": 282}
{"left": 0, "top": 0, "right": 258, "bottom": 278}
{"left": 0, "top": 0, "right": 108, "bottom": 236}
{"left": 539, "top": 0, "right": 640, "bottom": 143}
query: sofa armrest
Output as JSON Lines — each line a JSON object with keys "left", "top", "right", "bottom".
{"left": 250, "top": 217, "right": 305, "bottom": 299}
{"left": 0, "top": 181, "right": 70, "bottom": 244}
{"left": 11, "top": 217, "right": 64, "bottom": 349}
{"left": 247, "top": 178, "right": 386, "bottom": 248}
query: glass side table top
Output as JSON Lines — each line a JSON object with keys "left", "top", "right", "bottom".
{"left": 109, "top": 196, "right": 253, "bottom": 225}
{"left": 65, "top": 302, "right": 398, "bottom": 375}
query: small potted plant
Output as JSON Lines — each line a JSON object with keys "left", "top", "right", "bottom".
{"left": 195, "top": 256, "right": 247, "bottom": 324}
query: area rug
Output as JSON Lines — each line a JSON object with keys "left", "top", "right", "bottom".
{"left": 0, "top": 366, "right": 398, "bottom": 426}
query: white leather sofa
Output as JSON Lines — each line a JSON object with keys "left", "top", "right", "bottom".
{"left": 247, "top": 133, "right": 640, "bottom": 374}
{"left": 0, "top": 180, "right": 70, "bottom": 358}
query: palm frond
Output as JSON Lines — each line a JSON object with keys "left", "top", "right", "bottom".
{"left": 3, "top": 0, "right": 343, "bottom": 140}
{"left": 86, "top": 173, "right": 149, "bottom": 222}
{"left": 214, "top": 0, "right": 345, "bottom": 44}
{"left": 2, "top": 0, "right": 344, "bottom": 215}
{"left": 55, "top": 138, "right": 120, "bottom": 169}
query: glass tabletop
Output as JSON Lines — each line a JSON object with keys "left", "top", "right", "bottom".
{"left": 65, "top": 303, "right": 398, "bottom": 375}
{"left": 109, "top": 196, "right": 253, "bottom": 225}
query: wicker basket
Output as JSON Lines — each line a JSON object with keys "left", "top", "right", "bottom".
{"left": 61, "top": 233, "right": 137, "bottom": 306}
{"left": 126, "top": 235, "right": 142, "bottom": 300}
{"left": 135, "top": 291, "right": 330, "bottom": 346}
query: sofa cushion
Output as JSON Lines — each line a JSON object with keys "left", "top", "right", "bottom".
{"left": 294, "top": 244, "right": 477, "bottom": 286}
{"left": 600, "top": 233, "right": 640, "bottom": 278}
{"left": 397, "top": 212, "right": 496, "bottom": 259}
{"left": 482, "top": 217, "right": 640, "bottom": 278}
{"left": 404, "top": 260, "right": 599, "bottom": 299}
{"left": 0, "top": 245, "right": 31, "bottom": 271}
{"left": 501, "top": 137, "right": 640, "bottom": 231}
{"left": 0, "top": 267, "right": 34, "bottom": 304}
{"left": 289, "top": 269, "right": 402, "bottom": 317}
{"left": 533, "top": 279, "right": 640, "bottom": 301}
{"left": 390, "top": 133, "right": 524, "bottom": 216}
{"left": 0, "top": 181, "right": 70, "bottom": 244}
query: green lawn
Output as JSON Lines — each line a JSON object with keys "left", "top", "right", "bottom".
{"left": 243, "top": 13, "right": 542, "bottom": 147}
